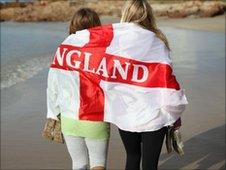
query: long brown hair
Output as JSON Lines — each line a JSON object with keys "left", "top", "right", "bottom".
{"left": 69, "top": 8, "right": 101, "bottom": 34}
{"left": 121, "top": 0, "right": 170, "bottom": 50}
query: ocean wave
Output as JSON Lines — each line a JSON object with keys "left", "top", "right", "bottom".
{"left": 1, "top": 55, "right": 52, "bottom": 89}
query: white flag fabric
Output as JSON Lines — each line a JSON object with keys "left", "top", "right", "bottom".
{"left": 47, "top": 23, "right": 188, "bottom": 132}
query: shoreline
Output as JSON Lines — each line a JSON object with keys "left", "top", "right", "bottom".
{"left": 1, "top": 0, "right": 225, "bottom": 22}
{"left": 100, "top": 15, "right": 226, "bottom": 33}
{"left": 157, "top": 14, "right": 226, "bottom": 33}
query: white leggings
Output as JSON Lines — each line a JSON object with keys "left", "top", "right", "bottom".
{"left": 64, "top": 135, "right": 109, "bottom": 170}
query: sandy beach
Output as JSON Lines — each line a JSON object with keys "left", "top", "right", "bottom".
{"left": 1, "top": 16, "right": 225, "bottom": 170}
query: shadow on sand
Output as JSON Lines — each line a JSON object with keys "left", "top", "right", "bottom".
{"left": 160, "top": 125, "right": 225, "bottom": 170}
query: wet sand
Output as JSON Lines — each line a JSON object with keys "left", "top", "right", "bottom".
{"left": 102, "top": 15, "right": 226, "bottom": 33}
{"left": 1, "top": 17, "right": 225, "bottom": 169}
{"left": 158, "top": 15, "right": 226, "bottom": 33}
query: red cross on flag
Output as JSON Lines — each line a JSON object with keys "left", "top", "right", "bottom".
{"left": 46, "top": 23, "right": 188, "bottom": 132}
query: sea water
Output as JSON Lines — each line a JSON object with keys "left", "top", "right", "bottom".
{"left": 1, "top": 22, "right": 67, "bottom": 89}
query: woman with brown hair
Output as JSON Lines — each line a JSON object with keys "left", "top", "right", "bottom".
{"left": 46, "top": 8, "right": 110, "bottom": 170}
{"left": 118, "top": 0, "right": 185, "bottom": 170}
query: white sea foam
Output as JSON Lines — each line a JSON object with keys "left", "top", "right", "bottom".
{"left": 1, "top": 55, "right": 52, "bottom": 89}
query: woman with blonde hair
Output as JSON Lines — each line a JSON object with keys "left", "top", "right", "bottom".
{"left": 118, "top": 0, "right": 184, "bottom": 169}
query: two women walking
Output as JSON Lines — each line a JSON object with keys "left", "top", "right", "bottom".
{"left": 45, "top": 0, "right": 188, "bottom": 170}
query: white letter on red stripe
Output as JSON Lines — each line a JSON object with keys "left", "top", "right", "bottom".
{"left": 96, "top": 57, "right": 109, "bottom": 78}
{"left": 66, "top": 50, "right": 81, "bottom": 69}
{"left": 111, "top": 60, "right": 130, "bottom": 80}
{"left": 131, "top": 64, "right": 148, "bottom": 83}
{"left": 84, "top": 52, "right": 95, "bottom": 73}
{"left": 53, "top": 47, "right": 67, "bottom": 66}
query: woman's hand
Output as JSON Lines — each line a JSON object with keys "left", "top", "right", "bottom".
{"left": 173, "top": 117, "right": 181, "bottom": 130}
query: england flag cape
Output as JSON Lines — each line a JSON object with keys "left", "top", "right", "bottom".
{"left": 46, "top": 23, "right": 188, "bottom": 132}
